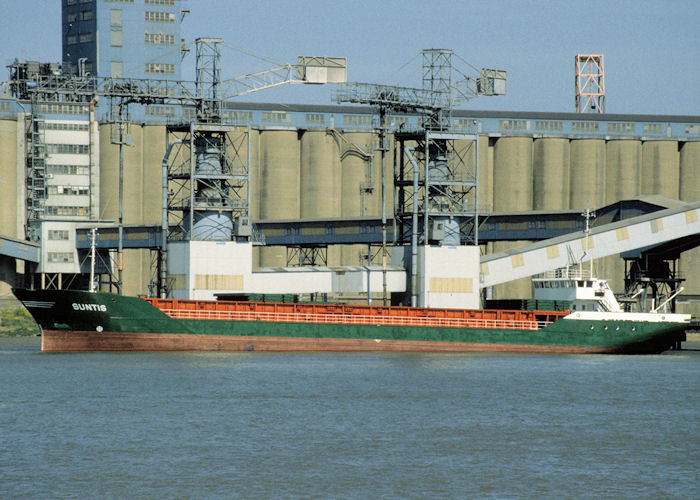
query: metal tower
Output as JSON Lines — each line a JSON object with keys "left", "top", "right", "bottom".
{"left": 575, "top": 54, "right": 605, "bottom": 113}
{"left": 164, "top": 38, "right": 250, "bottom": 241}
{"left": 334, "top": 49, "right": 505, "bottom": 305}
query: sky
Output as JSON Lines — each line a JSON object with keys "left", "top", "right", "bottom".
{"left": 1, "top": 0, "right": 698, "bottom": 116}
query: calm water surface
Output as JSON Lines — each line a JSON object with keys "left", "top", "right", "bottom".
{"left": 1, "top": 336, "right": 698, "bottom": 499}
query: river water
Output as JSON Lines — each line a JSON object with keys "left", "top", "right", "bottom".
{"left": 1, "top": 336, "right": 698, "bottom": 499}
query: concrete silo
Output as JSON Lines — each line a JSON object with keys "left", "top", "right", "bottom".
{"left": 569, "top": 139, "right": 605, "bottom": 210}
{"left": 679, "top": 141, "right": 700, "bottom": 314}
{"left": 492, "top": 136, "right": 533, "bottom": 299}
{"left": 533, "top": 137, "right": 570, "bottom": 210}
{"left": 258, "top": 129, "right": 300, "bottom": 267}
{"left": 0, "top": 116, "right": 23, "bottom": 295}
{"left": 641, "top": 140, "right": 679, "bottom": 198}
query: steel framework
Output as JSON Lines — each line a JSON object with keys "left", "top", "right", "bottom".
{"left": 575, "top": 54, "right": 605, "bottom": 113}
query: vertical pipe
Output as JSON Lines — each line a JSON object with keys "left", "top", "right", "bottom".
{"left": 412, "top": 158, "right": 419, "bottom": 308}
{"left": 247, "top": 125, "right": 251, "bottom": 234}
{"left": 161, "top": 148, "right": 169, "bottom": 298}
{"left": 366, "top": 266, "right": 372, "bottom": 306}
{"left": 160, "top": 139, "right": 183, "bottom": 298}
{"left": 405, "top": 148, "right": 420, "bottom": 308}
{"left": 189, "top": 124, "right": 195, "bottom": 238}
{"left": 380, "top": 107, "right": 388, "bottom": 305}
{"left": 474, "top": 134, "right": 479, "bottom": 245}
{"left": 89, "top": 228, "right": 96, "bottom": 293}
{"left": 117, "top": 101, "right": 124, "bottom": 293}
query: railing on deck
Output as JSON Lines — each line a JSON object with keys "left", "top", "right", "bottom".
{"left": 144, "top": 298, "right": 568, "bottom": 331}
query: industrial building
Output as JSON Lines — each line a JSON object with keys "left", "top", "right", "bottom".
{"left": 0, "top": 1, "right": 698, "bottom": 314}
{"left": 62, "top": 0, "right": 183, "bottom": 81}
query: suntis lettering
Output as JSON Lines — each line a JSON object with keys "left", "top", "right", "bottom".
{"left": 72, "top": 303, "right": 107, "bottom": 312}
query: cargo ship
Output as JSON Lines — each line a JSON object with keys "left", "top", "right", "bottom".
{"left": 12, "top": 269, "right": 690, "bottom": 353}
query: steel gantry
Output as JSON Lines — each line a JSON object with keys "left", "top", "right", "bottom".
{"left": 334, "top": 49, "right": 505, "bottom": 305}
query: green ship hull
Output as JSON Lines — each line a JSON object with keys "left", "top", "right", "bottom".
{"left": 13, "top": 288, "right": 689, "bottom": 354}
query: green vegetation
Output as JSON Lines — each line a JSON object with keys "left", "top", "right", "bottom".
{"left": 0, "top": 308, "right": 40, "bottom": 336}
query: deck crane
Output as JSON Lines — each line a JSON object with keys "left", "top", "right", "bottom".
{"left": 333, "top": 49, "right": 505, "bottom": 305}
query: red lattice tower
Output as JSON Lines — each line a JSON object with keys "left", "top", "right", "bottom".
{"left": 575, "top": 54, "right": 605, "bottom": 113}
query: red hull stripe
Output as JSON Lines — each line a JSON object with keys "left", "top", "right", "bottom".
{"left": 41, "top": 330, "right": 612, "bottom": 354}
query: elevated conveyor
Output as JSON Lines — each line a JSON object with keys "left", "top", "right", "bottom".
{"left": 480, "top": 202, "right": 700, "bottom": 288}
{"left": 0, "top": 234, "right": 40, "bottom": 263}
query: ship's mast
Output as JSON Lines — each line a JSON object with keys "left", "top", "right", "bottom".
{"left": 581, "top": 206, "right": 595, "bottom": 277}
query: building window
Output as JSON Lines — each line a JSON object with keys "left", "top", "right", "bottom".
{"left": 79, "top": 32, "right": 94, "bottom": 43}
{"left": 67, "top": 35, "right": 78, "bottom": 45}
{"left": 223, "top": 111, "right": 253, "bottom": 123}
{"left": 41, "top": 122, "right": 89, "bottom": 131}
{"left": 104, "top": 0, "right": 135, "bottom": 3}
{"left": 110, "top": 61, "right": 123, "bottom": 78}
{"left": 608, "top": 122, "right": 635, "bottom": 133}
{"left": 535, "top": 120, "right": 563, "bottom": 132}
{"left": 80, "top": 10, "right": 93, "bottom": 21}
{"left": 48, "top": 230, "right": 70, "bottom": 240}
{"left": 145, "top": 11, "right": 175, "bottom": 23}
{"left": 47, "top": 165, "right": 90, "bottom": 175}
{"left": 343, "top": 115, "right": 372, "bottom": 127}
{"left": 571, "top": 121, "right": 599, "bottom": 132}
{"left": 146, "top": 0, "right": 175, "bottom": 5}
{"left": 262, "top": 111, "right": 291, "bottom": 123}
{"left": 48, "top": 186, "right": 89, "bottom": 196}
{"left": 46, "top": 144, "right": 90, "bottom": 154}
{"left": 67, "top": 12, "right": 78, "bottom": 23}
{"left": 110, "top": 9, "right": 123, "bottom": 27}
{"left": 48, "top": 252, "right": 75, "bottom": 263}
{"left": 145, "top": 63, "right": 175, "bottom": 74}
{"left": 110, "top": 30, "right": 123, "bottom": 47}
{"left": 643, "top": 123, "right": 663, "bottom": 134}
{"left": 66, "top": 0, "right": 77, "bottom": 5}
{"left": 453, "top": 118, "right": 477, "bottom": 131}
{"left": 306, "top": 113, "right": 325, "bottom": 125}
{"left": 499, "top": 120, "right": 529, "bottom": 131}
{"left": 36, "top": 103, "right": 89, "bottom": 114}
{"left": 45, "top": 206, "right": 88, "bottom": 217}
{"left": 145, "top": 32, "right": 175, "bottom": 45}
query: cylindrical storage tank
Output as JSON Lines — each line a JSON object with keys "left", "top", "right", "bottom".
{"left": 679, "top": 141, "right": 700, "bottom": 315}
{"left": 300, "top": 130, "right": 341, "bottom": 266}
{"left": 258, "top": 130, "right": 300, "bottom": 267}
{"left": 477, "top": 135, "right": 493, "bottom": 213}
{"left": 259, "top": 130, "right": 300, "bottom": 220}
{"left": 533, "top": 138, "right": 570, "bottom": 210}
{"left": 245, "top": 128, "right": 261, "bottom": 219}
{"left": 491, "top": 137, "right": 533, "bottom": 299}
{"left": 493, "top": 137, "right": 533, "bottom": 212}
{"left": 680, "top": 142, "right": 700, "bottom": 202}
{"left": 300, "top": 130, "right": 340, "bottom": 218}
{"left": 99, "top": 124, "right": 167, "bottom": 296}
{"left": 641, "top": 140, "right": 679, "bottom": 198}
{"left": 0, "top": 117, "right": 21, "bottom": 294}
{"left": 569, "top": 139, "right": 605, "bottom": 210}
{"left": 340, "top": 132, "right": 373, "bottom": 266}
{"left": 340, "top": 131, "right": 373, "bottom": 216}
{"left": 603, "top": 139, "right": 641, "bottom": 294}
{"left": 605, "top": 139, "right": 641, "bottom": 204}
{"left": 141, "top": 125, "right": 166, "bottom": 224}
{"left": 0, "top": 118, "right": 20, "bottom": 239}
